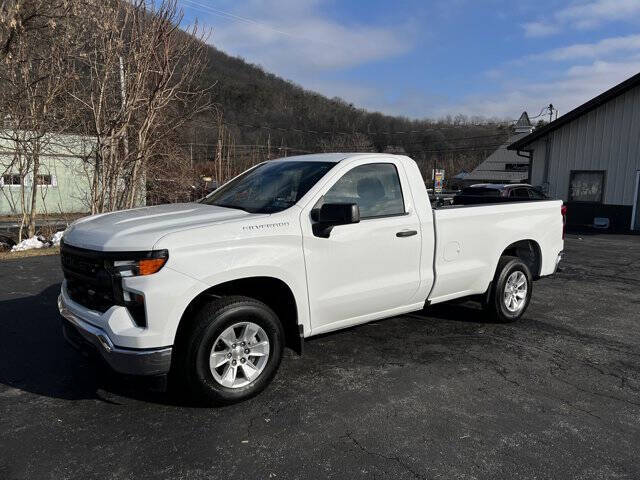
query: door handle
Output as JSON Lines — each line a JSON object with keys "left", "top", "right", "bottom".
{"left": 396, "top": 230, "right": 417, "bottom": 237}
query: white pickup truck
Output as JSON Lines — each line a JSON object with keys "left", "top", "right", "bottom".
{"left": 58, "top": 153, "right": 564, "bottom": 404}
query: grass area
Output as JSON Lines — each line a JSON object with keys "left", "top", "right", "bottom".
{"left": 0, "top": 246, "right": 60, "bottom": 261}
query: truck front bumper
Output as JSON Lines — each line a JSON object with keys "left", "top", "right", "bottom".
{"left": 58, "top": 295, "right": 172, "bottom": 376}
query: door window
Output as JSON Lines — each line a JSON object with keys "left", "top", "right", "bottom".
{"left": 321, "top": 163, "right": 405, "bottom": 219}
{"left": 528, "top": 188, "right": 546, "bottom": 199}
{"left": 512, "top": 188, "right": 530, "bottom": 198}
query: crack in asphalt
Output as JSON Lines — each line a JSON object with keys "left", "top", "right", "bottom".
{"left": 466, "top": 352, "right": 521, "bottom": 387}
{"left": 548, "top": 366, "right": 640, "bottom": 409}
{"left": 340, "top": 432, "right": 427, "bottom": 480}
{"left": 243, "top": 396, "right": 289, "bottom": 441}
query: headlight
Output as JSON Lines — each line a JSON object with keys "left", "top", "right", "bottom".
{"left": 111, "top": 251, "right": 169, "bottom": 277}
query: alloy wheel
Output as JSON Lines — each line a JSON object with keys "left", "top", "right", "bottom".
{"left": 209, "top": 321, "right": 270, "bottom": 388}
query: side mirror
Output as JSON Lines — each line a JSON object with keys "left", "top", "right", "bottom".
{"left": 312, "top": 203, "right": 360, "bottom": 238}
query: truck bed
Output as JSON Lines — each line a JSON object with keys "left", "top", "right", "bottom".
{"left": 427, "top": 199, "right": 564, "bottom": 304}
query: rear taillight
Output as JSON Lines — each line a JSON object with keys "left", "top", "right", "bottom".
{"left": 561, "top": 204, "right": 567, "bottom": 239}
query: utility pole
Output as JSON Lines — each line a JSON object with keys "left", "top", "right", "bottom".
{"left": 433, "top": 156, "right": 437, "bottom": 192}
{"left": 267, "top": 132, "right": 271, "bottom": 160}
{"left": 189, "top": 126, "right": 194, "bottom": 168}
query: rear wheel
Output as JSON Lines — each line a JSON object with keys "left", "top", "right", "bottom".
{"left": 172, "top": 296, "right": 284, "bottom": 405}
{"left": 485, "top": 256, "right": 532, "bottom": 323}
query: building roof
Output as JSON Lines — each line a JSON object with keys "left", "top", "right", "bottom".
{"left": 464, "top": 132, "right": 531, "bottom": 183}
{"left": 514, "top": 111, "right": 533, "bottom": 133}
{"left": 508, "top": 71, "right": 640, "bottom": 150}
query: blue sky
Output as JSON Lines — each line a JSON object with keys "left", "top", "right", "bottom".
{"left": 179, "top": 0, "right": 640, "bottom": 121}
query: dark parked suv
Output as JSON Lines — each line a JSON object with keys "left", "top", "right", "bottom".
{"left": 458, "top": 184, "right": 547, "bottom": 199}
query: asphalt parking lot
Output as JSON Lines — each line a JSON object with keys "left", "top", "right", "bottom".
{"left": 1, "top": 234, "right": 639, "bottom": 479}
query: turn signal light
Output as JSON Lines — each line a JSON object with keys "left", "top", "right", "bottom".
{"left": 138, "top": 258, "right": 167, "bottom": 276}
{"left": 112, "top": 250, "right": 169, "bottom": 277}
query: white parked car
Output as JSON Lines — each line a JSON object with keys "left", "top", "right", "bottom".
{"left": 58, "top": 153, "right": 564, "bottom": 404}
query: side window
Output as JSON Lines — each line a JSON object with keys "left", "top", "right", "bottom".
{"left": 321, "top": 163, "right": 405, "bottom": 219}
{"left": 529, "top": 188, "right": 546, "bottom": 199}
{"left": 512, "top": 188, "right": 530, "bottom": 198}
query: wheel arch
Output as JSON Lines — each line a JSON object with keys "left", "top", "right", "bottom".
{"left": 174, "top": 276, "right": 303, "bottom": 355}
{"left": 498, "top": 239, "right": 543, "bottom": 279}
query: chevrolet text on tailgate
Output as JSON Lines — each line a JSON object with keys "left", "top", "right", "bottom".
{"left": 58, "top": 153, "right": 564, "bottom": 404}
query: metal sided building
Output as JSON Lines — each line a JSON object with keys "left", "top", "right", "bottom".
{"left": 508, "top": 72, "right": 640, "bottom": 232}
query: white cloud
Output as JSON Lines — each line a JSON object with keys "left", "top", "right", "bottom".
{"left": 522, "top": 0, "right": 640, "bottom": 37}
{"left": 523, "top": 21, "right": 560, "bottom": 38}
{"left": 529, "top": 34, "right": 640, "bottom": 61}
{"left": 214, "top": 20, "right": 411, "bottom": 70}
{"left": 470, "top": 34, "right": 640, "bottom": 119}
{"left": 433, "top": 57, "right": 640, "bottom": 119}
{"left": 556, "top": 0, "right": 640, "bottom": 28}
{"left": 191, "top": 0, "right": 413, "bottom": 74}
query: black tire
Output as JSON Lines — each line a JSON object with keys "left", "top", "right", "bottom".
{"left": 172, "top": 296, "right": 284, "bottom": 405}
{"left": 485, "top": 256, "right": 533, "bottom": 323}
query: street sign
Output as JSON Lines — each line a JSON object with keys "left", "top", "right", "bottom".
{"left": 433, "top": 169, "right": 445, "bottom": 193}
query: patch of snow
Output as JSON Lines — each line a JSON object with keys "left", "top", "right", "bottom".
{"left": 11, "top": 236, "right": 47, "bottom": 252}
{"left": 51, "top": 231, "right": 64, "bottom": 246}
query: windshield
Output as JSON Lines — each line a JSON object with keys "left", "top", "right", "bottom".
{"left": 200, "top": 161, "right": 336, "bottom": 214}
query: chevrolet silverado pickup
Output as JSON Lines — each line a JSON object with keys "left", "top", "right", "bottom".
{"left": 58, "top": 153, "right": 564, "bottom": 404}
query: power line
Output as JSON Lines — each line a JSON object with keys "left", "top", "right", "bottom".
{"left": 345, "top": 143, "right": 505, "bottom": 154}
{"left": 219, "top": 120, "right": 509, "bottom": 139}
{"left": 181, "top": 0, "right": 299, "bottom": 39}
{"left": 183, "top": 142, "right": 505, "bottom": 156}
{"left": 182, "top": 137, "right": 506, "bottom": 150}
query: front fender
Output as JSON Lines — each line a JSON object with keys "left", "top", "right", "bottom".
{"left": 161, "top": 265, "right": 309, "bottom": 347}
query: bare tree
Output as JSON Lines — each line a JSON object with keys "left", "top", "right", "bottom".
{"left": 0, "top": 0, "right": 72, "bottom": 58}
{"left": 0, "top": 0, "right": 79, "bottom": 238}
{"left": 72, "top": 0, "right": 214, "bottom": 213}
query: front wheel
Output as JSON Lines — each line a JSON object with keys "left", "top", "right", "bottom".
{"left": 172, "top": 296, "right": 284, "bottom": 405}
{"left": 485, "top": 256, "right": 532, "bottom": 323}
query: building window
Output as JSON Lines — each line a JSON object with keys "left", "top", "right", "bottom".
{"left": 1, "top": 174, "right": 22, "bottom": 186}
{"left": 36, "top": 174, "right": 53, "bottom": 186}
{"left": 569, "top": 170, "right": 605, "bottom": 203}
{"left": 505, "top": 163, "right": 528, "bottom": 172}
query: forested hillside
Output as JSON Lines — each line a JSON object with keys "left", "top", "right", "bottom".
{"left": 188, "top": 44, "right": 512, "bottom": 183}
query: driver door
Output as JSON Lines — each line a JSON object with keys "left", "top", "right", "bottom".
{"left": 300, "top": 159, "right": 422, "bottom": 334}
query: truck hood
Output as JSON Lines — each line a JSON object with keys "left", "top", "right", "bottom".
{"left": 63, "top": 203, "right": 253, "bottom": 251}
